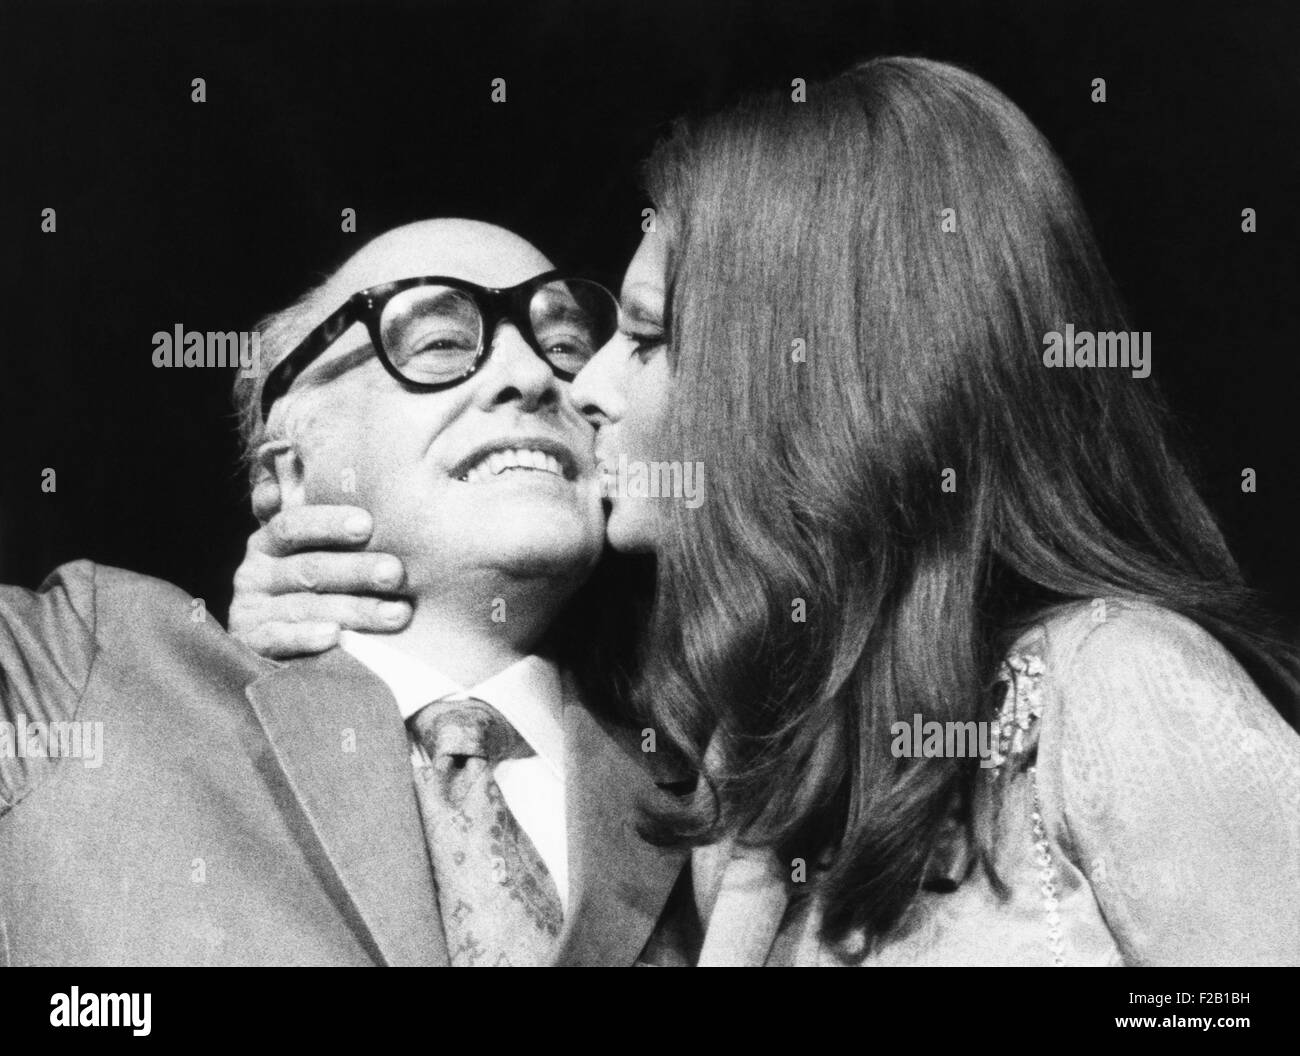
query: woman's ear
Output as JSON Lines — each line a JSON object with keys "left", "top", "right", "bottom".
{"left": 255, "top": 439, "right": 307, "bottom": 517}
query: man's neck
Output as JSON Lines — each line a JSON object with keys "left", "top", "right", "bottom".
{"left": 356, "top": 572, "right": 567, "bottom": 687}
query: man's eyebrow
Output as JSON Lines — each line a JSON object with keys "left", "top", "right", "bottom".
{"left": 409, "top": 287, "right": 472, "bottom": 314}
{"left": 542, "top": 301, "right": 588, "bottom": 323}
{"left": 295, "top": 334, "right": 374, "bottom": 390}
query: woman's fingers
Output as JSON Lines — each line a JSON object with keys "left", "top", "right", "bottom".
{"left": 235, "top": 620, "right": 342, "bottom": 660}
{"left": 236, "top": 547, "right": 405, "bottom": 597}
{"left": 258, "top": 592, "right": 412, "bottom": 630}
{"left": 230, "top": 591, "right": 413, "bottom": 645}
{"left": 252, "top": 505, "right": 375, "bottom": 557}
{"left": 237, "top": 504, "right": 407, "bottom": 595}
{"left": 230, "top": 503, "right": 411, "bottom": 658}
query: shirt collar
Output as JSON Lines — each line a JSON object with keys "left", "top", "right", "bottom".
{"left": 338, "top": 630, "right": 566, "bottom": 778}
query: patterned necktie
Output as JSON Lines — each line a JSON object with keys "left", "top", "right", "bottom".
{"left": 408, "top": 697, "right": 564, "bottom": 966}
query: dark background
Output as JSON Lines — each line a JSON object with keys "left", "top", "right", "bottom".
{"left": 2, "top": 0, "right": 1298, "bottom": 627}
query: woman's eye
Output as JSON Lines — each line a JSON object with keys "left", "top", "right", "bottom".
{"left": 627, "top": 332, "right": 665, "bottom": 360}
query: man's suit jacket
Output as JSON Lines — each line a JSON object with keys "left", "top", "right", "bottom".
{"left": 0, "top": 561, "right": 695, "bottom": 966}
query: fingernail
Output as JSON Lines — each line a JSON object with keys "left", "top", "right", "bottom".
{"left": 344, "top": 512, "right": 371, "bottom": 537}
{"left": 375, "top": 558, "right": 402, "bottom": 587}
{"left": 380, "top": 601, "right": 409, "bottom": 623}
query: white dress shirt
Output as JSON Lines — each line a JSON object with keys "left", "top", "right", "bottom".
{"left": 339, "top": 630, "right": 569, "bottom": 911}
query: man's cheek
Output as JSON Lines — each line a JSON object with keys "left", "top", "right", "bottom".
{"left": 300, "top": 441, "right": 377, "bottom": 506}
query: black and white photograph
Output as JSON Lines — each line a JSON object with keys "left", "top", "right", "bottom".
{"left": 1, "top": 0, "right": 1297, "bottom": 1027}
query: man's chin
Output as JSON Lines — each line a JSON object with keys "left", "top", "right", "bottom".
{"left": 466, "top": 536, "right": 602, "bottom": 583}
{"left": 450, "top": 514, "right": 604, "bottom": 577}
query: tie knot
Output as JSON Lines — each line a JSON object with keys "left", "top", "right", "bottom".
{"left": 409, "top": 697, "right": 526, "bottom": 766}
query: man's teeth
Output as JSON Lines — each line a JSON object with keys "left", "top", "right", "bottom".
{"left": 461, "top": 448, "right": 566, "bottom": 483}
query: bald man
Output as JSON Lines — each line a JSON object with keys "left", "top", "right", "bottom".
{"left": 0, "top": 220, "right": 698, "bottom": 966}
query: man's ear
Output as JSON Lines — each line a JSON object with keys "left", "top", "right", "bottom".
{"left": 255, "top": 439, "right": 308, "bottom": 514}
{"left": 249, "top": 463, "right": 282, "bottom": 525}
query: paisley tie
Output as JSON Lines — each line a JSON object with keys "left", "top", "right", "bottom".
{"left": 409, "top": 697, "right": 563, "bottom": 966}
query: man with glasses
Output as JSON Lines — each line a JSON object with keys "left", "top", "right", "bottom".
{"left": 0, "top": 219, "right": 698, "bottom": 966}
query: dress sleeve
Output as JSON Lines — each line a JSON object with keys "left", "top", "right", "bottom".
{"left": 1049, "top": 602, "right": 1300, "bottom": 965}
{"left": 0, "top": 561, "right": 99, "bottom": 811}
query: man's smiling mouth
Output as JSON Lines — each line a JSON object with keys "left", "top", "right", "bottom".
{"left": 458, "top": 446, "right": 569, "bottom": 484}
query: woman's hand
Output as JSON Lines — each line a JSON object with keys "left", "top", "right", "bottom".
{"left": 229, "top": 504, "right": 412, "bottom": 659}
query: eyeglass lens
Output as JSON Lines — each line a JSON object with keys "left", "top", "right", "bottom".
{"left": 377, "top": 279, "right": 617, "bottom": 384}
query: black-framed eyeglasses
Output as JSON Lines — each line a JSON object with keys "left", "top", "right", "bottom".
{"left": 260, "top": 270, "right": 619, "bottom": 421}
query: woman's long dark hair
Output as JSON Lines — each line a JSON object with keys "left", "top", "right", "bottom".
{"left": 636, "top": 56, "right": 1300, "bottom": 950}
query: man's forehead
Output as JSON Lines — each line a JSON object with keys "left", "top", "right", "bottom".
{"left": 324, "top": 220, "right": 554, "bottom": 301}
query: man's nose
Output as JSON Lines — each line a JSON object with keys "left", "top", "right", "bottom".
{"left": 474, "top": 322, "right": 560, "bottom": 412}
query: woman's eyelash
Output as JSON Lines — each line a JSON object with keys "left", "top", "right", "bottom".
{"left": 626, "top": 332, "right": 665, "bottom": 355}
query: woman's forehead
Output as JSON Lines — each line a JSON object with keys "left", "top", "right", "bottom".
{"left": 621, "top": 230, "right": 668, "bottom": 304}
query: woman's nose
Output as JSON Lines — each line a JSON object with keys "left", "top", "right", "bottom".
{"left": 571, "top": 338, "right": 623, "bottom": 425}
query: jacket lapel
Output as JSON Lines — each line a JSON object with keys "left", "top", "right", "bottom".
{"left": 245, "top": 649, "right": 448, "bottom": 966}
{"left": 551, "top": 697, "right": 689, "bottom": 966}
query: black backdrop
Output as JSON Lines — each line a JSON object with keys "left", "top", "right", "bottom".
{"left": 2, "top": 0, "right": 1298, "bottom": 628}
